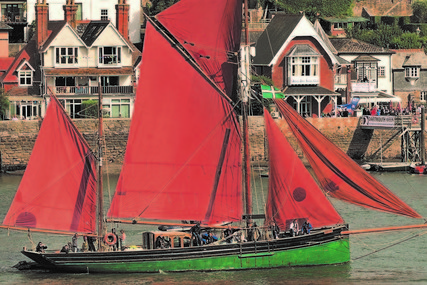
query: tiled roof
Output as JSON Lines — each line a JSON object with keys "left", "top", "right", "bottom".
{"left": 391, "top": 49, "right": 427, "bottom": 69}
{"left": 44, "top": 67, "right": 134, "bottom": 76}
{"left": 253, "top": 14, "right": 304, "bottom": 65}
{"left": 0, "top": 57, "right": 14, "bottom": 71}
{"left": 330, "top": 38, "right": 394, "bottom": 54}
{"left": 6, "top": 86, "right": 40, "bottom": 97}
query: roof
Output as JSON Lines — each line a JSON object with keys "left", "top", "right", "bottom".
{"left": 80, "top": 21, "right": 110, "bottom": 46}
{"left": 6, "top": 86, "right": 41, "bottom": 97}
{"left": 321, "top": 17, "right": 369, "bottom": 23}
{"left": 390, "top": 49, "right": 427, "bottom": 69}
{"left": 40, "top": 21, "right": 68, "bottom": 51}
{"left": 0, "top": 58, "right": 14, "bottom": 71}
{"left": 44, "top": 67, "right": 134, "bottom": 76}
{"left": 353, "top": 54, "right": 380, "bottom": 62}
{"left": 336, "top": 55, "right": 351, "bottom": 65}
{"left": 283, "top": 86, "right": 340, "bottom": 96}
{"left": 313, "top": 19, "right": 336, "bottom": 54}
{"left": 253, "top": 14, "right": 304, "bottom": 65}
{"left": 330, "top": 38, "right": 395, "bottom": 54}
{"left": 0, "top": 22, "right": 13, "bottom": 30}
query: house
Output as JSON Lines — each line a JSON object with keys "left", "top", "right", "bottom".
{"left": 319, "top": 16, "right": 369, "bottom": 37}
{"left": 252, "top": 13, "right": 342, "bottom": 117}
{"left": 330, "top": 38, "right": 400, "bottom": 106}
{"left": 0, "top": 0, "right": 141, "bottom": 44}
{"left": 391, "top": 49, "right": 427, "bottom": 107}
{"left": 0, "top": 0, "right": 141, "bottom": 120}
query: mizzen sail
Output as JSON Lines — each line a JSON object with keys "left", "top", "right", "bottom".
{"left": 264, "top": 110, "right": 344, "bottom": 230}
{"left": 275, "top": 99, "right": 422, "bottom": 219}
{"left": 3, "top": 96, "right": 97, "bottom": 233}
{"left": 108, "top": 1, "right": 242, "bottom": 224}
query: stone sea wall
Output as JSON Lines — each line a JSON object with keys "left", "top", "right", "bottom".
{"left": 0, "top": 117, "right": 403, "bottom": 171}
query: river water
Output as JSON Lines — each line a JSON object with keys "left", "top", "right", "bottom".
{"left": 0, "top": 171, "right": 427, "bottom": 284}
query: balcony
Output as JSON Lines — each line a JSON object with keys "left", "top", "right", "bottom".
{"left": 351, "top": 82, "right": 376, "bottom": 93}
{"left": 53, "top": 85, "right": 134, "bottom": 95}
{"left": 1, "top": 14, "right": 26, "bottom": 23}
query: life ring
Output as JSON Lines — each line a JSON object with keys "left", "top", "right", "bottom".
{"left": 104, "top": 233, "right": 117, "bottom": 246}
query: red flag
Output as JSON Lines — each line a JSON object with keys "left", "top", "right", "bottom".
{"left": 323, "top": 102, "right": 332, "bottom": 114}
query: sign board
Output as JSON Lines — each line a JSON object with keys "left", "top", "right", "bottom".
{"left": 360, "top": 116, "right": 395, "bottom": 127}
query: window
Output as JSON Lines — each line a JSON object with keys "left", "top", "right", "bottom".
{"left": 104, "top": 98, "right": 130, "bottom": 118}
{"left": 55, "top": 47, "right": 78, "bottom": 65}
{"left": 99, "top": 47, "right": 121, "bottom": 65}
{"left": 405, "top": 67, "right": 419, "bottom": 78}
{"left": 333, "top": 22, "right": 347, "bottom": 30}
{"left": 101, "top": 9, "right": 108, "bottom": 20}
{"left": 76, "top": 3, "right": 83, "bottom": 21}
{"left": 19, "top": 71, "right": 32, "bottom": 86}
{"left": 356, "top": 62, "right": 377, "bottom": 82}
{"left": 291, "top": 57, "right": 318, "bottom": 77}
{"left": 378, "top": 66, "right": 385, "bottom": 78}
{"left": 421, "top": 91, "right": 427, "bottom": 101}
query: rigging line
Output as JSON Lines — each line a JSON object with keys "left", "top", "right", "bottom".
{"left": 352, "top": 230, "right": 427, "bottom": 261}
{"left": 133, "top": 106, "right": 240, "bottom": 220}
{"left": 265, "top": 25, "right": 275, "bottom": 61}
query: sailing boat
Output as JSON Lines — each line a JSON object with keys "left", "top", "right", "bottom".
{"left": 1, "top": 0, "right": 424, "bottom": 273}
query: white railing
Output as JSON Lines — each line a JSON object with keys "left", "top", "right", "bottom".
{"left": 54, "top": 86, "right": 134, "bottom": 95}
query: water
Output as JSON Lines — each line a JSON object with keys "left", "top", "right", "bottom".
{"left": 1, "top": 171, "right": 427, "bottom": 284}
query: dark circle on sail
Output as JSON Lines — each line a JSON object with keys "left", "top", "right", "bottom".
{"left": 293, "top": 187, "right": 306, "bottom": 202}
{"left": 15, "top": 212, "right": 37, "bottom": 228}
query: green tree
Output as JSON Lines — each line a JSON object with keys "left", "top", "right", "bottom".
{"left": 274, "top": 0, "right": 354, "bottom": 21}
{"left": 412, "top": 0, "right": 427, "bottom": 23}
{"left": 81, "top": 100, "right": 98, "bottom": 118}
{"left": 0, "top": 88, "right": 10, "bottom": 120}
{"left": 146, "top": 0, "right": 181, "bottom": 15}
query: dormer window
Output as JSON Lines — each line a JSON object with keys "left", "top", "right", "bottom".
{"left": 99, "top": 47, "right": 121, "bottom": 66}
{"left": 19, "top": 70, "right": 32, "bottom": 86}
{"left": 405, "top": 67, "right": 419, "bottom": 78}
{"left": 333, "top": 22, "right": 347, "bottom": 30}
{"left": 55, "top": 47, "right": 79, "bottom": 66}
{"left": 286, "top": 45, "right": 320, "bottom": 86}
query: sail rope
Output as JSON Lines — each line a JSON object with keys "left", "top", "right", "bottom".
{"left": 400, "top": 173, "right": 427, "bottom": 220}
{"left": 352, "top": 230, "right": 427, "bottom": 261}
{"left": 27, "top": 230, "right": 35, "bottom": 250}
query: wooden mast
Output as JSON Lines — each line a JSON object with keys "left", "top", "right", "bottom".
{"left": 241, "top": 0, "right": 252, "bottom": 225}
{"left": 97, "top": 78, "right": 105, "bottom": 250}
{"left": 421, "top": 107, "right": 425, "bottom": 165}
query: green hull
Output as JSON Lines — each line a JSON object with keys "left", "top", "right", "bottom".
{"left": 48, "top": 238, "right": 350, "bottom": 273}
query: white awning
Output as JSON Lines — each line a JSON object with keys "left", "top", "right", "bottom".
{"left": 356, "top": 92, "right": 401, "bottom": 104}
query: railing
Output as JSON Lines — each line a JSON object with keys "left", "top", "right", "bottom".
{"left": 1, "top": 14, "right": 26, "bottom": 23}
{"left": 54, "top": 85, "right": 134, "bottom": 95}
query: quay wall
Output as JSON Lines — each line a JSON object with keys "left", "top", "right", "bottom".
{"left": 0, "top": 117, "right": 403, "bottom": 171}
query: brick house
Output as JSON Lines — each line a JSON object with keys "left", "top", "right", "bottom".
{"left": 252, "top": 13, "right": 342, "bottom": 117}
{"left": 0, "top": 0, "right": 141, "bottom": 120}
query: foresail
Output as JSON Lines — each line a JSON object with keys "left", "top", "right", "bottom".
{"left": 275, "top": 99, "right": 422, "bottom": 219}
{"left": 107, "top": 19, "right": 242, "bottom": 224}
{"left": 3, "top": 96, "right": 97, "bottom": 233}
{"left": 156, "top": 0, "right": 242, "bottom": 99}
{"left": 264, "top": 111, "right": 344, "bottom": 230}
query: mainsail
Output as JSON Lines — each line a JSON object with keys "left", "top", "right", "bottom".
{"left": 275, "top": 99, "right": 422, "bottom": 219}
{"left": 156, "top": 0, "right": 242, "bottom": 98}
{"left": 3, "top": 96, "right": 97, "bottom": 233}
{"left": 264, "top": 110, "right": 344, "bottom": 230}
{"left": 108, "top": 0, "right": 242, "bottom": 224}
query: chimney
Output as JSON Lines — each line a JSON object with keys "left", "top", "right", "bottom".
{"left": 35, "top": 0, "right": 49, "bottom": 49}
{"left": 63, "top": 0, "right": 78, "bottom": 29}
{"left": 116, "top": 0, "right": 130, "bottom": 40}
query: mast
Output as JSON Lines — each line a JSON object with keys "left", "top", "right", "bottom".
{"left": 421, "top": 107, "right": 425, "bottom": 165}
{"left": 97, "top": 78, "right": 105, "bottom": 249}
{"left": 241, "top": 0, "right": 252, "bottom": 225}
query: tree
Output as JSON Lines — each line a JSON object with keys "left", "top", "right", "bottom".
{"left": 0, "top": 88, "right": 10, "bottom": 120}
{"left": 412, "top": 0, "right": 427, "bottom": 23}
{"left": 81, "top": 100, "right": 98, "bottom": 118}
{"left": 274, "top": 0, "right": 354, "bottom": 21}
{"left": 146, "top": 0, "right": 181, "bottom": 15}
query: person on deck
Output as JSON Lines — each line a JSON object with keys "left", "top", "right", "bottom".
{"left": 36, "top": 242, "right": 47, "bottom": 253}
{"left": 88, "top": 236, "right": 96, "bottom": 252}
{"left": 247, "top": 222, "right": 261, "bottom": 241}
{"left": 190, "top": 222, "right": 202, "bottom": 246}
{"left": 119, "top": 229, "right": 126, "bottom": 251}
{"left": 223, "top": 225, "right": 235, "bottom": 243}
{"left": 71, "top": 233, "right": 79, "bottom": 252}
{"left": 112, "top": 228, "right": 119, "bottom": 251}
{"left": 81, "top": 236, "right": 89, "bottom": 252}
{"left": 302, "top": 219, "right": 313, "bottom": 235}
{"left": 289, "top": 219, "right": 299, "bottom": 237}
{"left": 60, "top": 244, "right": 70, "bottom": 253}
{"left": 270, "top": 221, "right": 280, "bottom": 239}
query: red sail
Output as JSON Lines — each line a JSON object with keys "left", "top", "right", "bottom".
{"left": 3, "top": 96, "right": 97, "bottom": 233}
{"left": 264, "top": 111, "right": 343, "bottom": 230}
{"left": 275, "top": 99, "right": 422, "bottom": 219}
{"left": 107, "top": 20, "right": 242, "bottom": 224}
{"left": 156, "top": 0, "right": 242, "bottom": 98}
